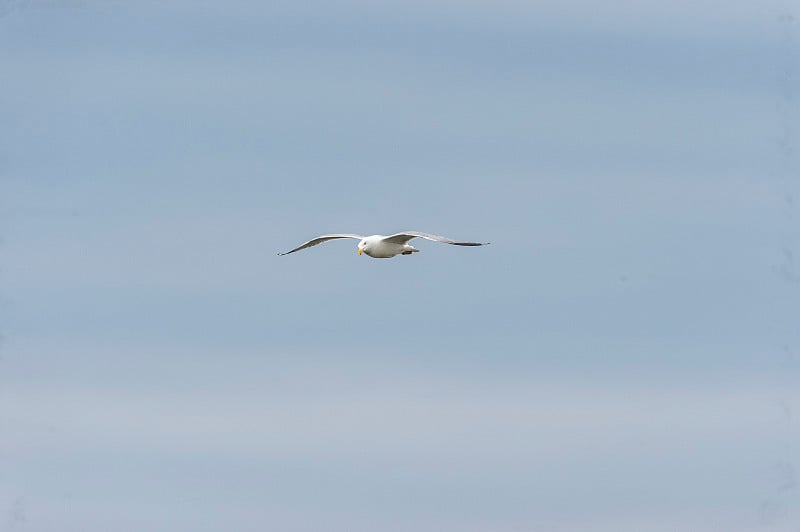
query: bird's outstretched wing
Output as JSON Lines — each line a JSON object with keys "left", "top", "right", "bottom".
{"left": 383, "top": 231, "right": 489, "bottom": 246}
{"left": 278, "top": 234, "right": 364, "bottom": 255}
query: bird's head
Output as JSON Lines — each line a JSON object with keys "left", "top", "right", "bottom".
{"left": 357, "top": 239, "right": 367, "bottom": 256}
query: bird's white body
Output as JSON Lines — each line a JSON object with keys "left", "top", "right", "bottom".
{"left": 278, "top": 231, "right": 487, "bottom": 259}
{"left": 359, "top": 235, "right": 419, "bottom": 258}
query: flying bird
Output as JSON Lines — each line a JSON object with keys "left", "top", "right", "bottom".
{"left": 278, "top": 231, "right": 489, "bottom": 259}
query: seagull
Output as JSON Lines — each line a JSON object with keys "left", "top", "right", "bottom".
{"left": 278, "top": 231, "right": 489, "bottom": 259}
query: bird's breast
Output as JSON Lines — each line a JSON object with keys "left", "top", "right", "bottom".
{"left": 365, "top": 241, "right": 403, "bottom": 258}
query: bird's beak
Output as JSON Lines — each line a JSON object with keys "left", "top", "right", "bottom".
{"left": 358, "top": 248, "right": 364, "bottom": 256}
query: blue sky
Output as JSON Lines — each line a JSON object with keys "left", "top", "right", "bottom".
{"left": 1, "top": 1, "right": 799, "bottom": 531}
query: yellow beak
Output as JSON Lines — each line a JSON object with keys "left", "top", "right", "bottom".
{"left": 358, "top": 248, "right": 364, "bottom": 256}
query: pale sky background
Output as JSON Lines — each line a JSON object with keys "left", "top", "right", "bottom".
{"left": 1, "top": 1, "right": 799, "bottom": 531}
